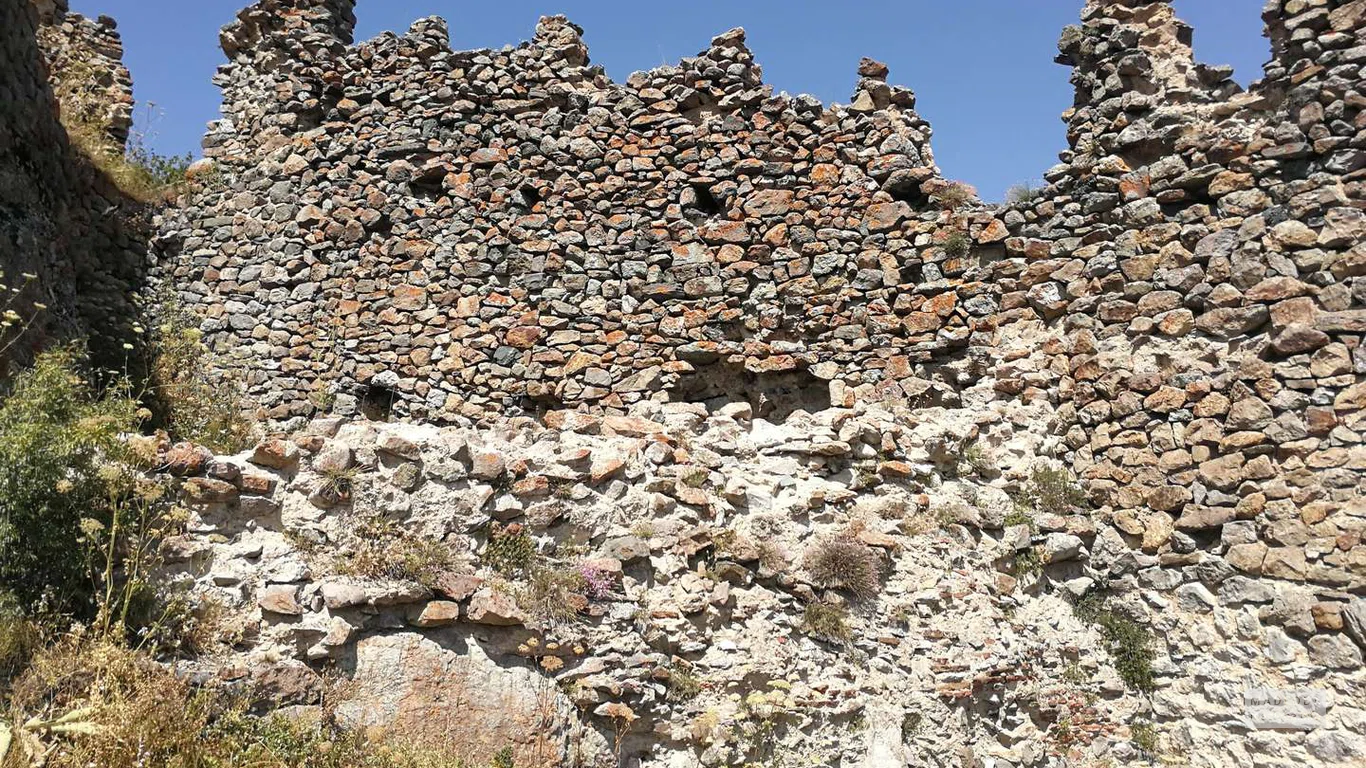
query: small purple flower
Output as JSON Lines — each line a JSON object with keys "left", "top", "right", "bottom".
{"left": 578, "top": 562, "right": 614, "bottom": 600}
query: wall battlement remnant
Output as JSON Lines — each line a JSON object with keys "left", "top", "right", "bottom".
{"left": 2, "top": 0, "right": 146, "bottom": 368}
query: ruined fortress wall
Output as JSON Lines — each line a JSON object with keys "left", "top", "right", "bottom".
{"left": 32, "top": 0, "right": 134, "bottom": 148}
{"left": 155, "top": 0, "right": 1366, "bottom": 592}
{"left": 153, "top": 0, "right": 1007, "bottom": 424}
{"left": 150, "top": 0, "right": 1366, "bottom": 729}
{"left": 1, "top": 0, "right": 85, "bottom": 352}
{"left": 0, "top": 0, "right": 148, "bottom": 365}
{"left": 971, "top": 0, "right": 1366, "bottom": 750}
{"left": 989, "top": 0, "right": 1366, "bottom": 591}
{"left": 0, "top": 0, "right": 1358, "bottom": 762}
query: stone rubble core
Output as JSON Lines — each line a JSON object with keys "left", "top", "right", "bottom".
{"left": 152, "top": 387, "right": 1365, "bottom": 767}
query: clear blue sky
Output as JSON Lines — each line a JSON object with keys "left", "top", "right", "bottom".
{"left": 73, "top": 0, "right": 1267, "bottom": 201}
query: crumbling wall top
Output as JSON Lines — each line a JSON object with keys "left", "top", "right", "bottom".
{"left": 220, "top": 0, "right": 357, "bottom": 60}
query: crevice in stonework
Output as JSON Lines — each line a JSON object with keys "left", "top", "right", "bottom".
{"left": 410, "top": 173, "right": 445, "bottom": 202}
{"left": 683, "top": 182, "right": 723, "bottom": 221}
{"left": 670, "top": 358, "right": 830, "bottom": 420}
{"left": 518, "top": 183, "right": 543, "bottom": 210}
{"left": 360, "top": 382, "right": 396, "bottom": 421}
{"left": 885, "top": 173, "right": 930, "bottom": 209}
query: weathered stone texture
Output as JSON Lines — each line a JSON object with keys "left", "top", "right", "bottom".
{"left": 990, "top": 0, "right": 1366, "bottom": 601}
{"left": 1, "top": 0, "right": 148, "bottom": 368}
{"left": 154, "top": 0, "right": 999, "bottom": 424}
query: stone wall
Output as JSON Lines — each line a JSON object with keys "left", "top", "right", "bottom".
{"left": 988, "top": 0, "right": 1366, "bottom": 618}
{"left": 152, "top": 0, "right": 1366, "bottom": 636}
{"left": 976, "top": 0, "right": 1366, "bottom": 758}
{"left": 33, "top": 0, "right": 134, "bottom": 148}
{"left": 3, "top": 0, "right": 1366, "bottom": 763}
{"left": 154, "top": 0, "right": 1006, "bottom": 423}
{"left": 0, "top": 0, "right": 148, "bottom": 368}
{"left": 147, "top": 0, "right": 1366, "bottom": 762}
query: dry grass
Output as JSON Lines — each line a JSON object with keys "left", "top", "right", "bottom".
{"left": 335, "top": 516, "right": 462, "bottom": 589}
{"left": 2, "top": 637, "right": 477, "bottom": 767}
{"left": 54, "top": 68, "right": 191, "bottom": 204}
{"left": 802, "top": 535, "right": 881, "bottom": 601}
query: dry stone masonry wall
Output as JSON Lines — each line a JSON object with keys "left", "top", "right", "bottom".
{"left": 990, "top": 0, "right": 1366, "bottom": 646}
{"left": 32, "top": 0, "right": 134, "bottom": 148}
{"left": 1, "top": 0, "right": 148, "bottom": 367}
{"left": 154, "top": 0, "right": 1006, "bottom": 424}
{"left": 976, "top": 0, "right": 1366, "bottom": 761}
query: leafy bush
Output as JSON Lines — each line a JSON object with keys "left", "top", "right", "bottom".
{"left": 337, "top": 516, "right": 461, "bottom": 589}
{"left": 802, "top": 536, "right": 881, "bottom": 601}
{"left": 1074, "top": 594, "right": 1156, "bottom": 692}
{"left": 0, "top": 347, "right": 138, "bottom": 616}
{"left": 1021, "top": 466, "right": 1088, "bottom": 516}
{"left": 144, "top": 295, "right": 256, "bottom": 453}
{"left": 963, "top": 443, "right": 994, "bottom": 476}
{"left": 490, "top": 746, "right": 516, "bottom": 768}
{"left": 1010, "top": 547, "right": 1042, "bottom": 578}
{"left": 801, "top": 602, "right": 851, "bottom": 644}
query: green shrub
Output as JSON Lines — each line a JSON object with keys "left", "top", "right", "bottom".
{"left": 802, "top": 602, "right": 851, "bottom": 644}
{"left": 1002, "top": 509, "right": 1035, "bottom": 530}
{"left": 666, "top": 665, "right": 703, "bottom": 702}
{"left": 1074, "top": 594, "right": 1156, "bottom": 692}
{"left": 1130, "top": 721, "right": 1159, "bottom": 754}
{"left": 1011, "top": 547, "right": 1043, "bottom": 578}
{"left": 963, "top": 443, "right": 993, "bottom": 476}
{"left": 483, "top": 524, "right": 537, "bottom": 577}
{"left": 802, "top": 536, "right": 881, "bottom": 601}
{"left": 942, "top": 231, "right": 970, "bottom": 258}
{"left": 490, "top": 746, "right": 515, "bottom": 768}
{"left": 1021, "top": 466, "right": 1087, "bottom": 516}
{"left": 144, "top": 295, "right": 256, "bottom": 453}
{"left": 0, "top": 347, "right": 138, "bottom": 616}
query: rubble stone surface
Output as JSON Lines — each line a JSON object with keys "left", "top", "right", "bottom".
{"left": 6, "top": 0, "right": 1366, "bottom": 764}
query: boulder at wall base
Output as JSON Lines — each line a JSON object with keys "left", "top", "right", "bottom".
{"left": 333, "top": 633, "right": 605, "bottom": 764}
